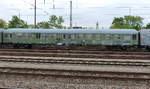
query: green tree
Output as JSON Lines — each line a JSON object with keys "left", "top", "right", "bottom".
{"left": 49, "top": 15, "right": 58, "bottom": 28}
{"left": 111, "top": 17, "right": 128, "bottom": 29}
{"left": 0, "top": 19, "right": 7, "bottom": 28}
{"left": 49, "top": 15, "right": 64, "bottom": 29}
{"left": 111, "top": 15, "right": 144, "bottom": 30}
{"left": 28, "top": 24, "right": 35, "bottom": 28}
{"left": 8, "top": 16, "right": 28, "bottom": 28}
{"left": 37, "top": 21, "right": 51, "bottom": 29}
{"left": 146, "top": 23, "right": 150, "bottom": 29}
{"left": 56, "top": 16, "right": 64, "bottom": 29}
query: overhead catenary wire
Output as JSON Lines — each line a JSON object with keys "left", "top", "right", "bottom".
{"left": 7, "top": 1, "right": 150, "bottom": 27}
{"left": 21, "top": 0, "right": 50, "bottom": 15}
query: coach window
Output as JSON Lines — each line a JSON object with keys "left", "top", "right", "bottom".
{"left": 9, "top": 34, "right": 12, "bottom": 38}
{"left": 63, "top": 34, "right": 66, "bottom": 39}
{"left": 87, "top": 34, "right": 92, "bottom": 39}
{"left": 74, "top": 34, "right": 79, "bottom": 39}
{"left": 76, "top": 34, "right": 80, "bottom": 38}
{"left": 105, "top": 35, "right": 110, "bottom": 40}
{"left": 16, "top": 33, "right": 22, "bottom": 37}
{"left": 92, "top": 34, "right": 96, "bottom": 38}
{"left": 132, "top": 34, "right": 136, "bottom": 40}
{"left": 50, "top": 34, "right": 54, "bottom": 39}
{"left": 83, "top": 34, "right": 86, "bottom": 38}
{"left": 36, "top": 33, "right": 41, "bottom": 39}
{"left": 68, "top": 34, "right": 71, "bottom": 39}
{"left": 71, "top": 34, "right": 75, "bottom": 39}
{"left": 117, "top": 35, "right": 121, "bottom": 39}
{"left": 45, "top": 34, "right": 48, "bottom": 38}
{"left": 4, "top": 34, "right": 8, "bottom": 38}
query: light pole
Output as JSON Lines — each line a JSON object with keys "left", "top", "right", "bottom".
{"left": 129, "top": 7, "right": 131, "bottom": 16}
{"left": 34, "top": 0, "right": 37, "bottom": 28}
{"left": 70, "top": 0, "right": 72, "bottom": 28}
{"left": 53, "top": 0, "right": 55, "bottom": 9}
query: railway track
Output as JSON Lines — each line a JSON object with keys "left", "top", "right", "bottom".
{"left": 0, "top": 56, "right": 149, "bottom": 66}
{"left": 0, "top": 49, "right": 149, "bottom": 59}
{"left": 0, "top": 61, "right": 149, "bottom": 80}
{"left": 0, "top": 67, "right": 150, "bottom": 80}
{"left": 0, "top": 49, "right": 149, "bottom": 81}
{"left": 0, "top": 48, "right": 149, "bottom": 55}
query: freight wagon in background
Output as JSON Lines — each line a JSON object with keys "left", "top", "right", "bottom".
{"left": 1, "top": 29, "right": 139, "bottom": 50}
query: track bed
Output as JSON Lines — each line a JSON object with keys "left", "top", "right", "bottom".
{"left": 0, "top": 61, "right": 149, "bottom": 80}
{"left": 0, "top": 49, "right": 149, "bottom": 59}
{"left": 0, "top": 56, "right": 150, "bottom": 66}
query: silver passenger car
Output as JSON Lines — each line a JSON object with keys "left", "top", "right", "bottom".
{"left": 140, "top": 29, "right": 150, "bottom": 48}
{"left": 2, "top": 29, "right": 138, "bottom": 46}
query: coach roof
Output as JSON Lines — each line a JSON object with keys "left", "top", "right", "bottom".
{"left": 3, "top": 29, "right": 138, "bottom": 34}
{"left": 139, "top": 29, "right": 150, "bottom": 33}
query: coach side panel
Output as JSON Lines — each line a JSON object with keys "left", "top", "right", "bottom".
{"left": 140, "top": 30, "right": 150, "bottom": 47}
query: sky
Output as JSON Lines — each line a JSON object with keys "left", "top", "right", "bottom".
{"left": 1, "top": 0, "right": 150, "bottom": 28}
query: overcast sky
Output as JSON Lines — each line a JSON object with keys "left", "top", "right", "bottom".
{"left": 1, "top": 0, "right": 150, "bottom": 28}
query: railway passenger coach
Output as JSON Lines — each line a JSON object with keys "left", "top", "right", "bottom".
{"left": 139, "top": 29, "right": 150, "bottom": 51}
{"left": 1, "top": 29, "right": 139, "bottom": 49}
{"left": 0, "top": 29, "right": 3, "bottom": 44}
